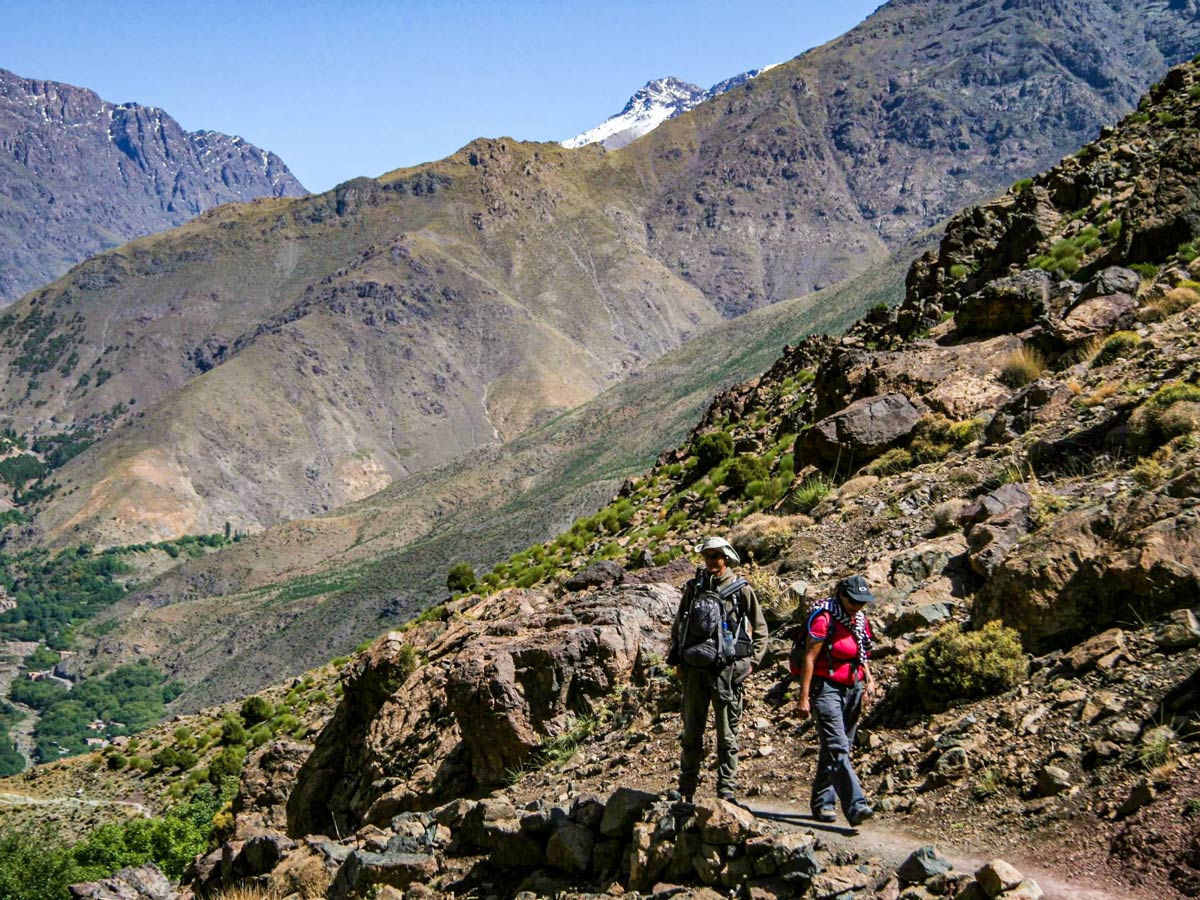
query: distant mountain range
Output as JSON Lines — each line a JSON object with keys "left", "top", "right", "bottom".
{"left": 0, "top": 68, "right": 307, "bottom": 304}
{"left": 561, "top": 68, "right": 777, "bottom": 150}
{"left": 3, "top": 0, "right": 1199, "bottom": 560}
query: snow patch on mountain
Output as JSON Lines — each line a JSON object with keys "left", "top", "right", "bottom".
{"left": 562, "top": 65, "right": 778, "bottom": 151}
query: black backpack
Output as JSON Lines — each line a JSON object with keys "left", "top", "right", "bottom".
{"left": 678, "top": 570, "right": 752, "bottom": 669}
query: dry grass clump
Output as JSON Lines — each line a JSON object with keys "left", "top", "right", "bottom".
{"left": 729, "top": 512, "right": 810, "bottom": 563}
{"left": 1137, "top": 285, "right": 1200, "bottom": 322}
{"left": 742, "top": 562, "right": 792, "bottom": 620}
{"left": 931, "top": 498, "right": 969, "bottom": 535}
{"left": 208, "top": 887, "right": 281, "bottom": 900}
{"left": 999, "top": 346, "right": 1047, "bottom": 388}
{"left": 1128, "top": 382, "right": 1200, "bottom": 454}
{"left": 1082, "top": 380, "right": 1121, "bottom": 406}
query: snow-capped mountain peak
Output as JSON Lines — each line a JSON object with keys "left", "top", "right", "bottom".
{"left": 562, "top": 65, "right": 777, "bottom": 151}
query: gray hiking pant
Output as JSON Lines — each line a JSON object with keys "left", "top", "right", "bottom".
{"left": 810, "top": 676, "right": 868, "bottom": 815}
{"left": 679, "top": 662, "right": 748, "bottom": 797}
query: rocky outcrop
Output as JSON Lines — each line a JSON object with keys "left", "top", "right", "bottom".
{"left": 231, "top": 740, "right": 312, "bottom": 839}
{"left": 68, "top": 865, "right": 173, "bottom": 900}
{"left": 287, "top": 585, "right": 676, "bottom": 836}
{"left": 975, "top": 467, "right": 1200, "bottom": 648}
{"left": 800, "top": 393, "right": 927, "bottom": 467}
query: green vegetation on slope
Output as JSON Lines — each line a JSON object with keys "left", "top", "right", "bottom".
{"left": 11, "top": 660, "right": 181, "bottom": 763}
{"left": 0, "top": 784, "right": 230, "bottom": 900}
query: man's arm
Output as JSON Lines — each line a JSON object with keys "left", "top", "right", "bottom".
{"left": 743, "top": 586, "right": 769, "bottom": 666}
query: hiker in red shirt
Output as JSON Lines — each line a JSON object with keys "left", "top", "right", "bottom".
{"left": 795, "top": 574, "right": 878, "bottom": 827}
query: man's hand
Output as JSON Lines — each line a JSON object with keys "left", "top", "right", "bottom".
{"left": 797, "top": 696, "right": 811, "bottom": 719}
{"left": 863, "top": 681, "right": 877, "bottom": 710}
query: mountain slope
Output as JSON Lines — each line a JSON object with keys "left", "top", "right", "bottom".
{"left": 81, "top": 253, "right": 910, "bottom": 709}
{"left": 4, "top": 0, "right": 1200, "bottom": 548}
{"left": 0, "top": 68, "right": 307, "bottom": 305}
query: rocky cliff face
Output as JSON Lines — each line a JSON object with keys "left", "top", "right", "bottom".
{"left": 0, "top": 68, "right": 307, "bottom": 305}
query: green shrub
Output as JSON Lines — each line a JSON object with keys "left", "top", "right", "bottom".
{"left": 948, "top": 263, "right": 970, "bottom": 279}
{"left": 446, "top": 562, "right": 477, "bottom": 594}
{"left": 896, "top": 621, "right": 1027, "bottom": 713}
{"left": 789, "top": 475, "right": 832, "bottom": 513}
{"left": 219, "top": 716, "right": 247, "bottom": 746}
{"left": 866, "top": 448, "right": 914, "bottom": 476}
{"left": 724, "top": 456, "right": 769, "bottom": 497}
{"left": 207, "top": 745, "right": 246, "bottom": 786}
{"left": 693, "top": 431, "right": 734, "bottom": 474}
{"left": 1093, "top": 331, "right": 1141, "bottom": 366}
{"left": 239, "top": 696, "right": 274, "bottom": 726}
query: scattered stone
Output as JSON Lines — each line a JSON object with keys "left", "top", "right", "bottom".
{"left": 1063, "top": 629, "right": 1127, "bottom": 673}
{"left": 1035, "top": 765, "right": 1072, "bottom": 797}
{"left": 1106, "top": 718, "right": 1143, "bottom": 744}
{"left": 599, "top": 787, "right": 659, "bottom": 838}
{"left": 975, "top": 859, "right": 1025, "bottom": 898}
{"left": 694, "top": 797, "right": 761, "bottom": 844}
{"left": 546, "top": 822, "right": 594, "bottom": 875}
{"left": 1116, "top": 779, "right": 1157, "bottom": 819}
{"left": 1155, "top": 609, "right": 1200, "bottom": 651}
{"left": 898, "top": 845, "right": 952, "bottom": 883}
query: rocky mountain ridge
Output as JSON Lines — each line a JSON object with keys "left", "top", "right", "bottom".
{"left": 3, "top": 0, "right": 1197, "bottom": 552}
{"left": 560, "top": 68, "right": 774, "bottom": 150}
{"left": 0, "top": 67, "right": 307, "bottom": 305}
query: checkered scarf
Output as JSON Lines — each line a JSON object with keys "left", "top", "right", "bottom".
{"left": 815, "top": 596, "right": 873, "bottom": 671}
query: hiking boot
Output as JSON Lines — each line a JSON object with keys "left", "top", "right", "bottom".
{"left": 718, "top": 791, "right": 750, "bottom": 810}
{"left": 812, "top": 807, "right": 838, "bottom": 823}
{"left": 847, "top": 804, "right": 875, "bottom": 826}
{"left": 666, "top": 789, "right": 693, "bottom": 803}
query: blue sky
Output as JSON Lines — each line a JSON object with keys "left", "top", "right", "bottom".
{"left": 0, "top": 1, "right": 882, "bottom": 193}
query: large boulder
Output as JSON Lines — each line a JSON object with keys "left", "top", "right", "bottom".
{"left": 800, "top": 393, "right": 926, "bottom": 467}
{"left": 986, "top": 380, "right": 1079, "bottom": 446}
{"left": 956, "top": 269, "right": 1052, "bottom": 337}
{"left": 69, "top": 866, "right": 173, "bottom": 900}
{"left": 959, "top": 483, "right": 1033, "bottom": 577}
{"left": 289, "top": 585, "right": 676, "bottom": 834}
{"left": 446, "top": 586, "right": 676, "bottom": 784}
{"left": 1053, "top": 292, "right": 1138, "bottom": 346}
{"left": 975, "top": 478, "right": 1200, "bottom": 648}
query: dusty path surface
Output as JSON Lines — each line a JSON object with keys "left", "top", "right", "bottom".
{"left": 744, "top": 798, "right": 1144, "bottom": 900}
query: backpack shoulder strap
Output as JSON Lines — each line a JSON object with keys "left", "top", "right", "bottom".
{"left": 717, "top": 577, "right": 748, "bottom": 600}
{"left": 805, "top": 598, "right": 837, "bottom": 635}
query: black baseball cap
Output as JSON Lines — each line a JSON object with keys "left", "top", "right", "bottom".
{"left": 838, "top": 575, "right": 876, "bottom": 604}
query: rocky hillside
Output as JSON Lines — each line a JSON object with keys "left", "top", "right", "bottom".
{"left": 1, "top": 0, "right": 1195, "bottom": 549}
{"left": 12, "top": 50, "right": 1200, "bottom": 900}
{"left": 0, "top": 68, "right": 307, "bottom": 305}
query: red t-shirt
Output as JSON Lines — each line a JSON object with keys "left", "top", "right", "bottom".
{"left": 803, "top": 610, "right": 872, "bottom": 685}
